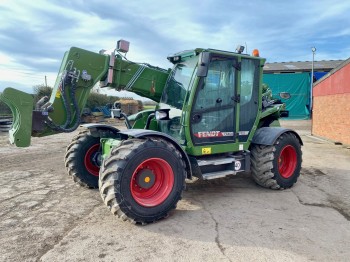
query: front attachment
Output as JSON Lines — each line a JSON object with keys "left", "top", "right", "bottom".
{"left": 0, "top": 87, "right": 34, "bottom": 147}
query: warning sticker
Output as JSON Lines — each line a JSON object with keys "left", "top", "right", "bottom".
{"left": 202, "top": 147, "right": 212, "bottom": 155}
{"left": 234, "top": 161, "right": 241, "bottom": 171}
{"left": 55, "top": 90, "right": 61, "bottom": 98}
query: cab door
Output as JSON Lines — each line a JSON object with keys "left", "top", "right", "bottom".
{"left": 190, "top": 56, "right": 237, "bottom": 145}
{"left": 238, "top": 58, "right": 260, "bottom": 142}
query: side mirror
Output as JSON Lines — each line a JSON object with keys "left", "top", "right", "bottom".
{"left": 280, "top": 110, "right": 289, "bottom": 117}
{"left": 279, "top": 92, "right": 291, "bottom": 100}
{"left": 197, "top": 52, "right": 210, "bottom": 77}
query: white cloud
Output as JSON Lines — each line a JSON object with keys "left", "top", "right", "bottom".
{"left": 1, "top": 0, "right": 350, "bottom": 94}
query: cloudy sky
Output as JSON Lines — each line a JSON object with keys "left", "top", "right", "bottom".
{"left": 1, "top": 0, "right": 350, "bottom": 96}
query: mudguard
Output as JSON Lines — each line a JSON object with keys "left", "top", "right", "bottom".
{"left": 119, "top": 129, "right": 192, "bottom": 179}
{"left": 252, "top": 127, "right": 303, "bottom": 146}
{"left": 81, "top": 123, "right": 120, "bottom": 137}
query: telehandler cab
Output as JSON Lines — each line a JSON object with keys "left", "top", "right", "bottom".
{"left": 0, "top": 40, "right": 302, "bottom": 224}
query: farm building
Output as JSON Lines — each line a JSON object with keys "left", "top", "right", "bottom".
{"left": 312, "top": 58, "right": 350, "bottom": 145}
{"left": 263, "top": 60, "right": 344, "bottom": 119}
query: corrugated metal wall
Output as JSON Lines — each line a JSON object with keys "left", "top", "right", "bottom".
{"left": 263, "top": 73, "right": 311, "bottom": 119}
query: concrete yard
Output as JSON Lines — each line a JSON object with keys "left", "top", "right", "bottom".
{"left": 0, "top": 120, "right": 349, "bottom": 262}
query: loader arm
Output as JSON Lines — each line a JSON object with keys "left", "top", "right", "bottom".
{"left": 0, "top": 46, "right": 169, "bottom": 147}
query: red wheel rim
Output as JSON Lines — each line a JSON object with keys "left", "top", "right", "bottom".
{"left": 84, "top": 144, "right": 100, "bottom": 177}
{"left": 130, "top": 158, "right": 174, "bottom": 207}
{"left": 278, "top": 145, "right": 297, "bottom": 179}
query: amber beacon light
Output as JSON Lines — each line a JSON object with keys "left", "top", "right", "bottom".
{"left": 252, "top": 49, "right": 260, "bottom": 57}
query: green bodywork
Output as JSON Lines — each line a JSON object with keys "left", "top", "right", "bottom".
{"left": 39, "top": 47, "right": 109, "bottom": 136}
{"left": 109, "top": 58, "right": 168, "bottom": 101}
{"left": 183, "top": 51, "right": 266, "bottom": 156}
{"left": 0, "top": 47, "right": 169, "bottom": 146}
{"left": 1, "top": 45, "right": 285, "bottom": 160}
{"left": 0, "top": 88, "right": 34, "bottom": 147}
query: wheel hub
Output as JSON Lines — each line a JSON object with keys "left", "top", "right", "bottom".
{"left": 278, "top": 145, "right": 297, "bottom": 179}
{"left": 92, "top": 151, "right": 101, "bottom": 166}
{"left": 130, "top": 158, "right": 174, "bottom": 207}
{"left": 136, "top": 169, "right": 155, "bottom": 189}
{"left": 84, "top": 144, "right": 101, "bottom": 177}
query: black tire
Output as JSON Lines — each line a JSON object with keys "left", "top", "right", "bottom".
{"left": 99, "top": 138, "right": 186, "bottom": 224}
{"left": 65, "top": 130, "right": 101, "bottom": 188}
{"left": 250, "top": 132, "right": 302, "bottom": 189}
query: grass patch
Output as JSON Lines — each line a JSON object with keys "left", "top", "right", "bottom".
{"left": 143, "top": 105, "right": 156, "bottom": 110}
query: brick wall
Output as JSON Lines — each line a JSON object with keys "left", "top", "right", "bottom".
{"left": 312, "top": 93, "right": 350, "bottom": 145}
{"left": 312, "top": 60, "right": 350, "bottom": 145}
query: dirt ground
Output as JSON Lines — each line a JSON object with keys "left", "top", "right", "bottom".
{"left": 0, "top": 120, "right": 349, "bottom": 262}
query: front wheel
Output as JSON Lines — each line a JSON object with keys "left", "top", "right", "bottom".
{"left": 250, "top": 132, "right": 302, "bottom": 189}
{"left": 99, "top": 138, "right": 186, "bottom": 224}
{"left": 65, "top": 130, "right": 101, "bottom": 188}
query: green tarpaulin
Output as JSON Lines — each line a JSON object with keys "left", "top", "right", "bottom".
{"left": 263, "top": 73, "right": 311, "bottom": 119}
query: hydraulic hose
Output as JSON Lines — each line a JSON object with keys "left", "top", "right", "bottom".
{"left": 46, "top": 72, "right": 82, "bottom": 133}
{"left": 60, "top": 79, "right": 72, "bottom": 128}
{"left": 144, "top": 113, "right": 155, "bottom": 129}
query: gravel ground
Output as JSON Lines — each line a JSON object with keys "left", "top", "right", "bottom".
{"left": 0, "top": 120, "right": 349, "bottom": 262}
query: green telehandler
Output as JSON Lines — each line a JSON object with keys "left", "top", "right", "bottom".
{"left": 0, "top": 40, "right": 302, "bottom": 224}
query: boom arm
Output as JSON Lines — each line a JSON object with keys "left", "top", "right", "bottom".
{"left": 0, "top": 46, "right": 169, "bottom": 147}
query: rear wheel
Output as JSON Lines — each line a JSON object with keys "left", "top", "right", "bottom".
{"left": 250, "top": 132, "right": 302, "bottom": 189}
{"left": 65, "top": 130, "right": 101, "bottom": 188}
{"left": 99, "top": 138, "right": 186, "bottom": 224}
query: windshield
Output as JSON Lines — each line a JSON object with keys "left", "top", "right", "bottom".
{"left": 160, "top": 56, "right": 198, "bottom": 109}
